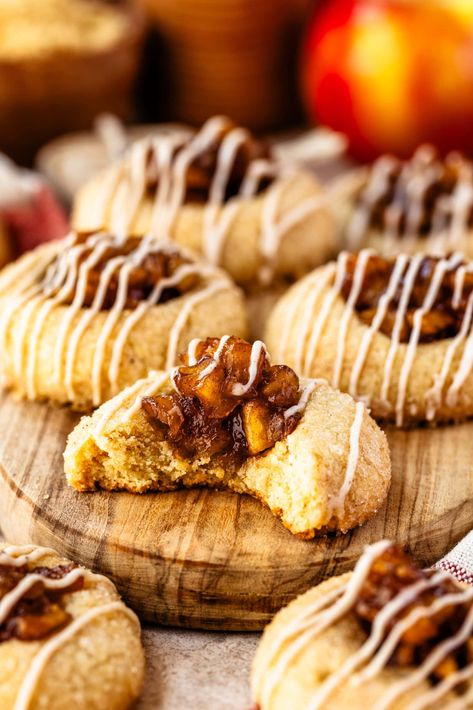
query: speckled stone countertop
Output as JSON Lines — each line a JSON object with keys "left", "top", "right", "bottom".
{"left": 140, "top": 627, "right": 258, "bottom": 709}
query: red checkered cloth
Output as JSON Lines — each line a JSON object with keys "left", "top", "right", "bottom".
{"left": 435, "top": 532, "right": 473, "bottom": 585}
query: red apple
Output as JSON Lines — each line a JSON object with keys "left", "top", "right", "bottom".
{"left": 301, "top": 0, "right": 473, "bottom": 161}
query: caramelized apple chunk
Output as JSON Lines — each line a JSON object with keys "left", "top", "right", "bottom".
{"left": 355, "top": 545, "right": 472, "bottom": 682}
{"left": 43, "top": 234, "right": 200, "bottom": 310}
{"left": 142, "top": 336, "right": 307, "bottom": 466}
{"left": 359, "top": 149, "right": 473, "bottom": 237}
{"left": 143, "top": 120, "right": 272, "bottom": 203}
{"left": 342, "top": 253, "right": 473, "bottom": 343}
{"left": 0, "top": 562, "right": 84, "bottom": 643}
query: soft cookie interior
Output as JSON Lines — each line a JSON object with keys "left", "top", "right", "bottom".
{"left": 64, "top": 337, "right": 390, "bottom": 537}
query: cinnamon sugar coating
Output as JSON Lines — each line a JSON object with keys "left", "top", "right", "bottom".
{"left": 73, "top": 117, "right": 337, "bottom": 289}
{"left": 0, "top": 237, "right": 247, "bottom": 410}
{"left": 65, "top": 359, "right": 390, "bottom": 537}
{"left": 252, "top": 545, "right": 473, "bottom": 710}
{"left": 266, "top": 255, "right": 473, "bottom": 425}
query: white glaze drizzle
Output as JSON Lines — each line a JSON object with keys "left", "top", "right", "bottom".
{"left": 327, "top": 401, "right": 365, "bottom": 518}
{"left": 230, "top": 341, "right": 268, "bottom": 396}
{"left": 14, "top": 602, "right": 139, "bottom": 710}
{"left": 0, "top": 232, "right": 223, "bottom": 406}
{"left": 186, "top": 338, "right": 202, "bottom": 366}
{"left": 0, "top": 568, "right": 86, "bottom": 625}
{"left": 291, "top": 266, "right": 336, "bottom": 374}
{"left": 255, "top": 540, "right": 392, "bottom": 708}
{"left": 394, "top": 253, "right": 463, "bottom": 426}
{"left": 349, "top": 254, "right": 408, "bottom": 400}
{"left": 302, "top": 256, "right": 348, "bottom": 377}
{"left": 425, "top": 291, "right": 473, "bottom": 420}
{"left": 373, "top": 605, "right": 473, "bottom": 710}
{"left": 332, "top": 249, "right": 374, "bottom": 389}
{"left": 104, "top": 116, "right": 325, "bottom": 285}
{"left": 92, "top": 371, "right": 166, "bottom": 437}
{"left": 0, "top": 546, "right": 138, "bottom": 710}
{"left": 179, "top": 336, "right": 317, "bottom": 421}
{"left": 283, "top": 379, "right": 318, "bottom": 420}
{"left": 307, "top": 570, "right": 456, "bottom": 709}
{"left": 347, "top": 147, "right": 473, "bottom": 255}
{"left": 296, "top": 249, "right": 473, "bottom": 425}
{"left": 406, "top": 663, "right": 473, "bottom": 710}
{"left": 163, "top": 280, "right": 229, "bottom": 371}
{"left": 379, "top": 253, "right": 424, "bottom": 418}
{"left": 254, "top": 540, "right": 473, "bottom": 710}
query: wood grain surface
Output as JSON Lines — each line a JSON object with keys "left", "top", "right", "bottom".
{"left": 0, "top": 391, "right": 472, "bottom": 631}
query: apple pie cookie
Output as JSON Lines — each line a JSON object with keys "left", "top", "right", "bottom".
{"left": 333, "top": 146, "right": 473, "bottom": 258}
{"left": 266, "top": 250, "right": 473, "bottom": 425}
{"left": 0, "top": 543, "right": 144, "bottom": 710}
{"left": 64, "top": 336, "right": 390, "bottom": 537}
{"left": 252, "top": 541, "right": 473, "bottom": 710}
{"left": 0, "top": 231, "right": 247, "bottom": 410}
{"left": 72, "top": 115, "right": 337, "bottom": 289}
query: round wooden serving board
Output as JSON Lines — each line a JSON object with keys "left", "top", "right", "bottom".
{"left": 0, "top": 392, "right": 472, "bottom": 631}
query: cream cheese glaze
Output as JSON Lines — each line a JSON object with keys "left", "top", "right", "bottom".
{"left": 276, "top": 249, "right": 473, "bottom": 425}
{"left": 92, "top": 115, "right": 327, "bottom": 286}
{"left": 253, "top": 540, "right": 473, "bottom": 710}
{"left": 0, "top": 545, "right": 140, "bottom": 710}
{"left": 347, "top": 146, "right": 473, "bottom": 255}
{"left": 0, "top": 231, "right": 230, "bottom": 406}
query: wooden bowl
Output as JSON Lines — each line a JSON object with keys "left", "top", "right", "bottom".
{"left": 0, "top": 3, "right": 145, "bottom": 164}
{"left": 136, "top": 0, "right": 311, "bottom": 131}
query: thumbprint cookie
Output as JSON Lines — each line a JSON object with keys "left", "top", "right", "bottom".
{"left": 333, "top": 146, "right": 473, "bottom": 258}
{"left": 64, "top": 336, "right": 390, "bottom": 537}
{"left": 0, "top": 543, "right": 144, "bottom": 710}
{"left": 266, "top": 250, "right": 473, "bottom": 426}
{"left": 72, "top": 115, "right": 337, "bottom": 289}
{"left": 252, "top": 540, "right": 473, "bottom": 710}
{"left": 0, "top": 231, "right": 247, "bottom": 410}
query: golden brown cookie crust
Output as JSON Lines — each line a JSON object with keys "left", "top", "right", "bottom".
{"left": 252, "top": 572, "right": 465, "bottom": 710}
{"left": 73, "top": 166, "right": 338, "bottom": 289}
{"left": 0, "top": 239, "right": 248, "bottom": 410}
{"left": 0, "top": 543, "right": 144, "bottom": 710}
{"left": 64, "top": 374, "right": 391, "bottom": 537}
{"left": 330, "top": 165, "right": 473, "bottom": 258}
{"left": 265, "top": 262, "right": 473, "bottom": 425}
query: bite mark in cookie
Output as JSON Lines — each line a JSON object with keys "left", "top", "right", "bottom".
{"left": 65, "top": 335, "right": 390, "bottom": 537}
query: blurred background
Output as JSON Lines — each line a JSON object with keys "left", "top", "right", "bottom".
{"left": 2, "top": 0, "right": 473, "bottom": 257}
{"left": 1, "top": 0, "right": 472, "bottom": 165}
